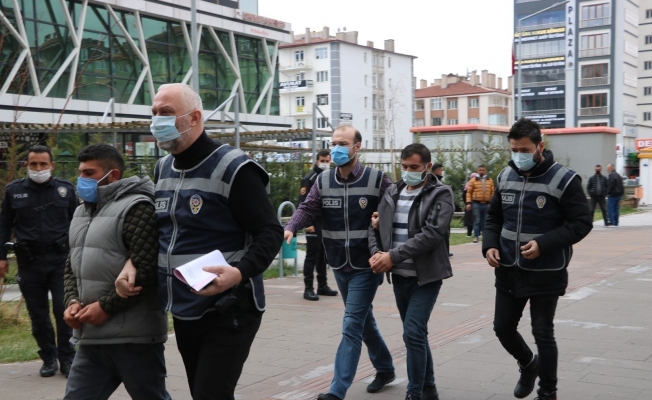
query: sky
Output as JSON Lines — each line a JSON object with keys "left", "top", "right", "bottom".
{"left": 259, "top": 0, "right": 515, "bottom": 88}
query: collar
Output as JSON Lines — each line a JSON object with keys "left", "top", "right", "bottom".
{"left": 336, "top": 161, "right": 364, "bottom": 180}
{"left": 172, "top": 131, "right": 221, "bottom": 170}
{"left": 22, "top": 176, "right": 55, "bottom": 189}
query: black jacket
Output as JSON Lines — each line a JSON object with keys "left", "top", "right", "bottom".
{"left": 482, "top": 150, "right": 593, "bottom": 297}
{"left": 607, "top": 170, "right": 624, "bottom": 197}
{"left": 587, "top": 173, "right": 607, "bottom": 197}
{"left": 298, "top": 165, "right": 325, "bottom": 229}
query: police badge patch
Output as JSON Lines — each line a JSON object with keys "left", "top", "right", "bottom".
{"left": 536, "top": 195, "right": 546, "bottom": 209}
{"left": 190, "top": 194, "right": 203, "bottom": 214}
{"left": 359, "top": 197, "right": 368, "bottom": 209}
{"left": 57, "top": 187, "right": 67, "bottom": 197}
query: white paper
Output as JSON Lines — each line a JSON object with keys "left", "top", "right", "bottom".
{"left": 173, "top": 250, "right": 232, "bottom": 291}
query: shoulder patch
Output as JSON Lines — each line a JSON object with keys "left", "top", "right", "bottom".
{"left": 57, "top": 186, "right": 68, "bottom": 197}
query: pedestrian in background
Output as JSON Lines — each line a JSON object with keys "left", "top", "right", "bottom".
{"left": 430, "top": 162, "right": 452, "bottom": 257}
{"left": 606, "top": 164, "right": 624, "bottom": 227}
{"left": 463, "top": 173, "right": 479, "bottom": 237}
{"left": 587, "top": 164, "right": 609, "bottom": 226}
{"left": 466, "top": 166, "right": 494, "bottom": 243}
{"left": 0, "top": 145, "right": 76, "bottom": 378}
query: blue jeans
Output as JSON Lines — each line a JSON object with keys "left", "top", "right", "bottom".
{"left": 330, "top": 268, "right": 394, "bottom": 399}
{"left": 472, "top": 201, "right": 489, "bottom": 238}
{"left": 64, "top": 343, "right": 170, "bottom": 400}
{"left": 607, "top": 195, "right": 621, "bottom": 226}
{"left": 393, "top": 276, "right": 442, "bottom": 397}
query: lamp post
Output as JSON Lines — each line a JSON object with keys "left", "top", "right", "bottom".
{"left": 517, "top": 0, "right": 569, "bottom": 120}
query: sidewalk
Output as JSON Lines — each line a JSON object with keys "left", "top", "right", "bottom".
{"left": 2, "top": 212, "right": 652, "bottom": 399}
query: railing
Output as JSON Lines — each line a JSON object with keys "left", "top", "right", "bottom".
{"left": 580, "top": 76, "right": 609, "bottom": 87}
{"left": 580, "top": 17, "right": 611, "bottom": 28}
{"left": 521, "top": 80, "right": 565, "bottom": 88}
{"left": 279, "top": 62, "right": 312, "bottom": 70}
{"left": 517, "top": 20, "right": 565, "bottom": 33}
{"left": 580, "top": 47, "right": 611, "bottom": 58}
{"left": 522, "top": 109, "right": 565, "bottom": 116}
{"left": 580, "top": 106, "right": 609, "bottom": 116}
{"left": 519, "top": 49, "right": 565, "bottom": 59}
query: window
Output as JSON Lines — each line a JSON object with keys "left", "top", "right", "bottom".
{"left": 580, "top": 122, "right": 608, "bottom": 127}
{"left": 388, "top": 78, "right": 392, "bottom": 89}
{"left": 645, "top": 61, "right": 652, "bottom": 70}
{"left": 414, "top": 118, "right": 424, "bottom": 127}
{"left": 519, "top": 68, "right": 565, "bottom": 84}
{"left": 647, "top": 36, "right": 652, "bottom": 45}
{"left": 296, "top": 96, "right": 305, "bottom": 107}
{"left": 296, "top": 72, "right": 305, "bottom": 81}
{"left": 365, "top": 75, "right": 368, "bottom": 85}
{"left": 415, "top": 100, "right": 424, "bottom": 111}
{"left": 448, "top": 119, "right": 458, "bottom": 125}
{"left": 469, "top": 117, "right": 479, "bottom": 124}
{"left": 431, "top": 117, "right": 442, "bottom": 126}
{"left": 580, "top": 33, "right": 610, "bottom": 57}
{"left": 373, "top": 116, "right": 378, "bottom": 130}
{"left": 516, "top": 39, "right": 564, "bottom": 58}
{"left": 431, "top": 98, "right": 443, "bottom": 110}
{"left": 645, "top": 112, "right": 651, "bottom": 121}
{"left": 373, "top": 138, "right": 378, "bottom": 149}
{"left": 645, "top": 87, "right": 652, "bottom": 96}
{"left": 517, "top": 9, "right": 564, "bottom": 28}
{"left": 295, "top": 50, "right": 304, "bottom": 63}
{"left": 469, "top": 98, "right": 479, "bottom": 108}
{"left": 316, "top": 71, "right": 329, "bottom": 82}
{"left": 372, "top": 73, "right": 377, "bottom": 88}
{"left": 372, "top": 54, "right": 378, "bottom": 66}
{"left": 581, "top": 3, "right": 611, "bottom": 28}
{"left": 448, "top": 100, "right": 458, "bottom": 109}
{"left": 388, "top": 57, "right": 391, "bottom": 68}
{"left": 647, "top": 10, "right": 652, "bottom": 19}
{"left": 488, "top": 114, "right": 508, "bottom": 126}
{"left": 317, "top": 117, "right": 328, "bottom": 129}
{"left": 364, "top": 97, "right": 368, "bottom": 107}
{"left": 580, "top": 63, "right": 609, "bottom": 86}
{"left": 580, "top": 93, "right": 608, "bottom": 115}
{"left": 317, "top": 94, "right": 329, "bottom": 105}
{"left": 364, "top": 53, "right": 367, "bottom": 63}
{"left": 315, "top": 47, "right": 328, "bottom": 59}
{"left": 365, "top": 119, "right": 369, "bottom": 129}
{"left": 297, "top": 119, "right": 306, "bottom": 129}
{"left": 380, "top": 138, "right": 385, "bottom": 148}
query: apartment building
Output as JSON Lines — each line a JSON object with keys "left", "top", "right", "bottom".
{"left": 639, "top": 1, "right": 652, "bottom": 137}
{"left": 414, "top": 71, "right": 514, "bottom": 128}
{"left": 515, "top": 0, "right": 640, "bottom": 173}
{"left": 278, "top": 27, "right": 416, "bottom": 151}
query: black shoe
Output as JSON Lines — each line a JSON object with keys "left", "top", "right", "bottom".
{"left": 60, "top": 361, "right": 72, "bottom": 378}
{"left": 448, "top": 253, "right": 453, "bottom": 257}
{"left": 40, "top": 359, "right": 57, "bottom": 377}
{"left": 367, "top": 371, "right": 396, "bottom": 393}
{"left": 304, "top": 289, "right": 319, "bottom": 301}
{"left": 422, "top": 384, "right": 439, "bottom": 400}
{"left": 534, "top": 391, "right": 557, "bottom": 400}
{"left": 317, "top": 393, "right": 342, "bottom": 400}
{"left": 317, "top": 285, "right": 338, "bottom": 296}
{"left": 514, "top": 355, "right": 538, "bottom": 398}
{"left": 405, "top": 395, "right": 421, "bottom": 400}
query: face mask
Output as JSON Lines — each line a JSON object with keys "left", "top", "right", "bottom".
{"left": 401, "top": 166, "right": 428, "bottom": 187}
{"left": 28, "top": 169, "right": 51, "bottom": 184}
{"left": 150, "top": 111, "right": 193, "bottom": 143}
{"left": 512, "top": 150, "right": 538, "bottom": 172}
{"left": 317, "top": 163, "right": 330, "bottom": 171}
{"left": 331, "top": 145, "right": 354, "bottom": 167}
{"left": 595, "top": 170, "right": 601, "bottom": 175}
{"left": 76, "top": 170, "right": 113, "bottom": 203}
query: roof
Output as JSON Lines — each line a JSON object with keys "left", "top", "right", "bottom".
{"left": 542, "top": 127, "right": 620, "bottom": 135}
{"left": 279, "top": 38, "right": 417, "bottom": 59}
{"left": 415, "top": 81, "right": 511, "bottom": 98}
{"left": 410, "top": 124, "right": 511, "bottom": 134}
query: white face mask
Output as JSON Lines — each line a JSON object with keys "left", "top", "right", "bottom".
{"left": 318, "top": 163, "right": 330, "bottom": 171}
{"left": 28, "top": 169, "right": 51, "bottom": 184}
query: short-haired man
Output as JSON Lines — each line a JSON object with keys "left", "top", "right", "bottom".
{"left": 606, "top": 164, "right": 624, "bottom": 227}
{"left": 0, "top": 145, "right": 77, "bottom": 377}
{"left": 62, "top": 144, "right": 169, "bottom": 399}
{"left": 135, "top": 83, "right": 282, "bottom": 400}
{"left": 466, "top": 165, "right": 494, "bottom": 243}
{"left": 299, "top": 149, "right": 338, "bottom": 301}
{"left": 284, "top": 125, "right": 395, "bottom": 400}
{"left": 587, "top": 164, "right": 609, "bottom": 226}
{"left": 431, "top": 163, "right": 444, "bottom": 181}
{"left": 370, "top": 143, "right": 454, "bottom": 400}
{"left": 483, "top": 118, "right": 593, "bottom": 400}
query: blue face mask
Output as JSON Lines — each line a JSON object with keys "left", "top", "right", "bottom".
{"left": 76, "top": 170, "right": 113, "bottom": 203}
{"left": 331, "top": 145, "right": 354, "bottom": 167}
{"left": 401, "top": 165, "right": 428, "bottom": 187}
{"left": 150, "top": 111, "right": 193, "bottom": 143}
{"left": 512, "top": 150, "right": 539, "bottom": 171}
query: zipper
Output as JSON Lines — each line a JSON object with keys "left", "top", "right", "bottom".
{"left": 165, "top": 170, "right": 185, "bottom": 312}
{"left": 343, "top": 182, "right": 351, "bottom": 266}
{"left": 515, "top": 176, "right": 527, "bottom": 266}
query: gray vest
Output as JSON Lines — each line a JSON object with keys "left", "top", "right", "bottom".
{"left": 69, "top": 176, "right": 167, "bottom": 345}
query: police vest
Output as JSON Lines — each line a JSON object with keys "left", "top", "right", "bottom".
{"left": 318, "top": 166, "right": 382, "bottom": 269}
{"left": 497, "top": 163, "right": 578, "bottom": 271}
{"left": 155, "top": 145, "right": 268, "bottom": 320}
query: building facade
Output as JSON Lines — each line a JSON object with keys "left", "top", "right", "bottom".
{"left": 514, "top": 0, "right": 640, "bottom": 174}
{"left": 413, "top": 71, "right": 513, "bottom": 129}
{"left": 638, "top": 0, "right": 652, "bottom": 137}
{"left": 0, "top": 0, "right": 291, "bottom": 158}
{"left": 278, "top": 27, "right": 415, "bottom": 151}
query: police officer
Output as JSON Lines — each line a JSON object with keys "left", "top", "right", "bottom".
{"left": 0, "top": 145, "right": 77, "bottom": 378}
{"left": 299, "top": 149, "right": 338, "bottom": 301}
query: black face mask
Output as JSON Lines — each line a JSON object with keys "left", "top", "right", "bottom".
{"left": 595, "top": 170, "right": 601, "bottom": 175}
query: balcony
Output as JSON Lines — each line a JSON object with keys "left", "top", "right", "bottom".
{"left": 579, "top": 106, "right": 609, "bottom": 116}
{"left": 283, "top": 105, "right": 313, "bottom": 116}
{"left": 521, "top": 80, "right": 565, "bottom": 88}
{"left": 580, "top": 47, "right": 611, "bottom": 58}
{"left": 580, "top": 17, "right": 611, "bottom": 28}
{"left": 580, "top": 76, "right": 609, "bottom": 87}
{"left": 279, "top": 62, "right": 312, "bottom": 71}
{"left": 516, "top": 21, "right": 565, "bottom": 34}
{"left": 522, "top": 109, "right": 565, "bottom": 116}
{"left": 279, "top": 80, "right": 314, "bottom": 93}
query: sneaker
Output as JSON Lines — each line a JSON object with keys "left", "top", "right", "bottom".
{"left": 304, "top": 289, "right": 319, "bottom": 301}
{"left": 534, "top": 391, "right": 557, "bottom": 400}
{"left": 317, "top": 285, "right": 338, "bottom": 296}
{"left": 367, "top": 371, "right": 396, "bottom": 393}
{"left": 60, "top": 361, "right": 72, "bottom": 378}
{"left": 422, "top": 384, "right": 439, "bottom": 400}
{"left": 39, "top": 359, "right": 57, "bottom": 377}
{"left": 514, "top": 355, "right": 538, "bottom": 398}
{"left": 317, "top": 394, "right": 342, "bottom": 400}
{"left": 472, "top": 237, "right": 479, "bottom": 243}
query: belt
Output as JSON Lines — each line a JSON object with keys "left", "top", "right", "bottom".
{"left": 28, "top": 244, "right": 59, "bottom": 256}
{"left": 472, "top": 200, "right": 488, "bottom": 204}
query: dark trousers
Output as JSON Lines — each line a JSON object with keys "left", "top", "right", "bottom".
{"left": 173, "top": 296, "right": 263, "bottom": 400}
{"left": 472, "top": 201, "right": 489, "bottom": 238}
{"left": 493, "top": 289, "right": 559, "bottom": 394}
{"left": 63, "top": 343, "right": 170, "bottom": 400}
{"left": 607, "top": 195, "right": 621, "bottom": 227}
{"left": 16, "top": 254, "right": 75, "bottom": 363}
{"left": 304, "top": 231, "right": 327, "bottom": 290}
{"left": 589, "top": 195, "right": 608, "bottom": 225}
